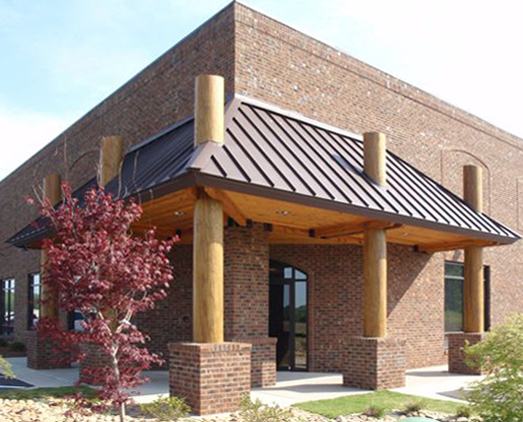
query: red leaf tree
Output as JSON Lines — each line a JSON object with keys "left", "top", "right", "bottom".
{"left": 38, "top": 185, "right": 177, "bottom": 421}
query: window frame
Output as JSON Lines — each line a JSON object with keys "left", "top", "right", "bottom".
{"left": 27, "top": 272, "right": 41, "bottom": 330}
{"left": 0, "top": 278, "right": 16, "bottom": 336}
{"left": 444, "top": 260, "right": 490, "bottom": 334}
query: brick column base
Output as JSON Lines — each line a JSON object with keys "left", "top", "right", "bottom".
{"left": 169, "top": 342, "right": 252, "bottom": 416}
{"left": 448, "top": 332, "right": 485, "bottom": 375}
{"left": 79, "top": 343, "right": 112, "bottom": 385}
{"left": 231, "top": 337, "right": 277, "bottom": 388}
{"left": 343, "top": 337, "right": 406, "bottom": 390}
{"left": 26, "top": 331, "right": 71, "bottom": 370}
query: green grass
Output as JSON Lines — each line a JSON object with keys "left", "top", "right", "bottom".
{"left": 294, "top": 391, "right": 463, "bottom": 419}
{"left": 0, "top": 386, "right": 98, "bottom": 400}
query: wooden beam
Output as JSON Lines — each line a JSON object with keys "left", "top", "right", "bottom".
{"left": 416, "top": 239, "right": 497, "bottom": 254}
{"left": 316, "top": 220, "right": 400, "bottom": 239}
{"left": 204, "top": 187, "right": 247, "bottom": 226}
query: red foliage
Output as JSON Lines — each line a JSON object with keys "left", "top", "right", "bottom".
{"left": 37, "top": 185, "right": 177, "bottom": 411}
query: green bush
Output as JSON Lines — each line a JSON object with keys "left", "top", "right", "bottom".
{"left": 139, "top": 396, "right": 191, "bottom": 421}
{"left": 0, "top": 339, "right": 8, "bottom": 348}
{"left": 239, "top": 396, "right": 294, "bottom": 422}
{"left": 363, "top": 405, "right": 385, "bottom": 418}
{"left": 465, "top": 313, "right": 523, "bottom": 422}
{"left": 9, "top": 341, "right": 26, "bottom": 352}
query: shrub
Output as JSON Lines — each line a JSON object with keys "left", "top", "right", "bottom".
{"left": 9, "top": 341, "right": 26, "bottom": 352}
{"left": 0, "top": 339, "right": 8, "bottom": 348}
{"left": 465, "top": 313, "right": 523, "bottom": 422}
{"left": 456, "top": 406, "right": 472, "bottom": 418}
{"left": 363, "top": 406, "right": 385, "bottom": 418}
{"left": 239, "top": 396, "right": 294, "bottom": 422}
{"left": 400, "top": 401, "right": 424, "bottom": 415}
{"left": 139, "top": 396, "right": 190, "bottom": 421}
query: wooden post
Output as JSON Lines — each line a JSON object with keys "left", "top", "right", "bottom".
{"left": 193, "top": 75, "right": 225, "bottom": 343}
{"left": 363, "top": 132, "right": 387, "bottom": 338}
{"left": 195, "top": 75, "right": 224, "bottom": 146}
{"left": 463, "top": 165, "right": 484, "bottom": 333}
{"left": 40, "top": 173, "right": 62, "bottom": 320}
{"left": 364, "top": 132, "right": 387, "bottom": 187}
{"left": 100, "top": 136, "right": 124, "bottom": 187}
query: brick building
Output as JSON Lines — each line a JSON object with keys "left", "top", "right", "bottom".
{"left": 1, "top": 2, "right": 522, "bottom": 415}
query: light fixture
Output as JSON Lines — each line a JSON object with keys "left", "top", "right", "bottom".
{"left": 173, "top": 211, "right": 186, "bottom": 216}
{"left": 399, "top": 232, "right": 413, "bottom": 237}
{"left": 277, "top": 210, "right": 291, "bottom": 216}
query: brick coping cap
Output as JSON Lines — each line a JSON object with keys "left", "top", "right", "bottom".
{"left": 229, "top": 337, "right": 278, "bottom": 345}
{"left": 168, "top": 342, "right": 252, "bottom": 353}
{"left": 349, "top": 337, "right": 407, "bottom": 345}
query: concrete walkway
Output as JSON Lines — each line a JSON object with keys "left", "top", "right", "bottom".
{"left": 4, "top": 358, "right": 481, "bottom": 406}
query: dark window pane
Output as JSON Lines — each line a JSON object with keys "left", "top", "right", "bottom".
{"left": 445, "top": 278, "right": 463, "bottom": 332}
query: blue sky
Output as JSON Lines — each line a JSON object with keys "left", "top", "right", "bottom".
{"left": 1, "top": 0, "right": 522, "bottom": 180}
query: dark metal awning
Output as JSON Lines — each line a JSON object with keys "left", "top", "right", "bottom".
{"left": 8, "top": 95, "right": 520, "bottom": 248}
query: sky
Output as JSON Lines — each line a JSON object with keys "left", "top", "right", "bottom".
{"left": 1, "top": 0, "right": 522, "bottom": 181}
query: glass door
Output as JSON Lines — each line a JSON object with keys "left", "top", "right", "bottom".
{"left": 269, "top": 261, "right": 308, "bottom": 371}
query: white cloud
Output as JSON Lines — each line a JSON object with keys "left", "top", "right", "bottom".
{"left": 0, "top": 101, "right": 70, "bottom": 181}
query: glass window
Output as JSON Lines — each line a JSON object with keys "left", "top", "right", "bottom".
{"left": 28, "top": 273, "right": 41, "bottom": 329}
{"left": 1, "top": 278, "right": 15, "bottom": 336}
{"left": 444, "top": 263, "right": 464, "bottom": 332}
{"left": 444, "top": 262, "right": 490, "bottom": 333}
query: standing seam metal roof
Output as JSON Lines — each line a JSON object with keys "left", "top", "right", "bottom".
{"left": 7, "top": 95, "right": 520, "bottom": 247}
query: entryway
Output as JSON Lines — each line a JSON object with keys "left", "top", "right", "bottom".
{"left": 269, "top": 260, "right": 308, "bottom": 371}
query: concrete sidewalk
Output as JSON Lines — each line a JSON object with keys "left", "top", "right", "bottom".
{"left": 4, "top": 358, "right": 482, "bottom": 406}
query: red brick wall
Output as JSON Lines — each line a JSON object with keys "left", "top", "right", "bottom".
{"left": 136, "top": 245, "right": 193, "bottom": 364}
{"left": 270, "top": 243, "right": 446, "bottom": 371}
{"left": 225, "top": 223, "right": 276, "bottom": 387}
{"left": 169, "top": 342, "right": 251, "bottom": 416}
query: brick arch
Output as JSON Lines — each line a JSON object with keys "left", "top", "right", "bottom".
{"left": 440, "top": 148, "right": 491, "bottom": 214}
{"left": 67, "top": 149, "right": 99, "bottom": 188}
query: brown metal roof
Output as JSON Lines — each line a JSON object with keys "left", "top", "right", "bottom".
{"left": 8, "top": 95, "right": 520, "bottom": 247}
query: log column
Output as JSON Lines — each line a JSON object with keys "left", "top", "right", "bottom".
{"left": 448, "top": 165, "right": 485, "bottom": 374}
{"left": 344, "top": 132, "right": 406, "bottom": 390}
{"left": 193, "top": 74, "right": 225, "bottom": 343}
{"left": 463, "top": 165, "right": 484, "bottom": 333}
{"left": 363, "top": 132, "right": 387, "bottom": 338}
{"left": 170, "top": 75, "right": 251, "bottom": 415}
{"left": 40, "top": 173, "right": 62, "bottom": 320}
{"left": 100, "top": 136, "right": 123, "bottom": 187}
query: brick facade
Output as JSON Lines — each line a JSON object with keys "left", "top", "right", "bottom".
{"left": 224, "top": 223, "right": 276, "bottom": 387}
{"left": 270, "top": 243, "right": 446, "bottom": 372}
{"left": 344, "top": 337, "right": 406, "bottom": 390}
{"left": 169, "top": 342, "right": 251, "bottom": 415}
{"left": 1, "top": 1, "right": 522, "bottom": 402}
{"left": 25, "top": 331, "right": 71, "bottom": 370}
{"left": 448, "top": 332, "right": 485, "bottom": 375}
